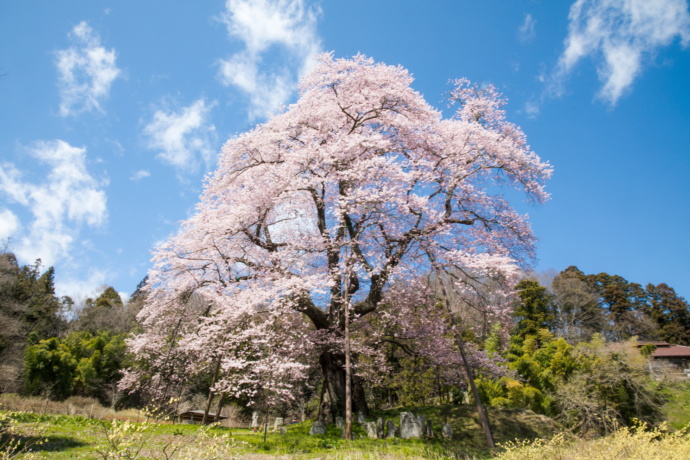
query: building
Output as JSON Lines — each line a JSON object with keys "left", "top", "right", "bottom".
{"left": 178, "top": 410, "right": 228, "bottom": 424}
{"left": 637, "top": 341, "right": 690, "bottom": 371}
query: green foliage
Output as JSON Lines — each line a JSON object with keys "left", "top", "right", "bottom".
{"left": 0, "top": 253, "right": 65, "bottom": 392}
{"left": 23, "top": 332, "right": 129, "bottom": 403}
{"left": 477, "top": 329, "right": 573, "bottom": 415}
{"left": 94, "top": 287, "right": 123, "bottom": 309}
{"left": 10, "top": 261, "right": 65, "bottom": 340}
{"left": 645, "top": 283, "right": 690, "bottom": 345}
{"left": 554, "top": 336, "right": 663, "bottom": 434}
{"left": 639, "top": 343, "right": 657, "bottom": 359}
{"left": 23, "top": 337, "right": 76, "bottom": 400}
{"left": 388, "top": 356, "right": 445, "bottom": 407}
{"left": 513, "top": 280, "right": 553, "bottom": 341}
{"left": 478, "top": 331, "right": 662, "bottom": 434}
{"left": 549, "top": 267, "right": 690, "bottom": 345}
{"left": 551, "top": 268, "right": 606, "bottom": 343}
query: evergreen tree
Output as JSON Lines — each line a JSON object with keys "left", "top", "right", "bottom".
{"left": 513, "top": 279, "right": 553, "bottom": 342}
{"left": 645, "top": 283, "right": 690, "bottom": 345}
{"left": 583, "top": 272, "right": 654, "bottom": 340}
{"left": 70, "top": 286, "right": 136, "bottom": 335}
{"left": 551, "top": 267, "right": 606, "bottom": 344}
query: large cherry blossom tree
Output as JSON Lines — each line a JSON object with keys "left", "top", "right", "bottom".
{"left": 126, "top": 53, "right": 551, "bottom": 420}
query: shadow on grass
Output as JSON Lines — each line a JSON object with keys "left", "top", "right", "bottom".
{"left": 2, "top": 433, "right": 87, "bottom": 454}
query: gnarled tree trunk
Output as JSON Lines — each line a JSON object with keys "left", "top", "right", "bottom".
{"left": 317, "top": 349, "right": 368, "bottom": 422}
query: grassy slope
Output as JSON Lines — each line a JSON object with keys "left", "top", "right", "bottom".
{"left": 2, "top": 405, "right": 561, "bottom": 459}
{"left": 659, "top": 380, "right": 690, "bottom": 430}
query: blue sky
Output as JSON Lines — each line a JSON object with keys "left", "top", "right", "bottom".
{"left": 1, "top": 0, "right": 689, "bottom": 303}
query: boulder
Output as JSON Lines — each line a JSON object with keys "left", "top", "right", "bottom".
{"left": 441, "top": 423, "right": 453, "bottom": 440}
{"left": 364, "top": 421, "right": 378, "bottom": 439}
{"left": 376, "top": 417, "right": 384, "bottom": 438}
{"left": 309, "top": 420, "right": 326, "bottom": 435}
{"left": 386, "top": 420, "right": 397, "bottom": 438}
{"left": 399, "top": 412, "right": 423, "bottom": 439}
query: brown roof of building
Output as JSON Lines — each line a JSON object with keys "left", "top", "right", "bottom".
{"left": 652, "top": 345, "right": 690, "bottom": 358}
{"left": 179, "top": 410, "right": 228, "bottom": 420}
{"left": 636, "top": 341, "right": 672, "bottom": 348}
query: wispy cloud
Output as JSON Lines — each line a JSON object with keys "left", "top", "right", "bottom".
{"left": 524, "top": 101, "right": 541, "bottom": 118}
{"left": 143, "top": 98, "right": 217, "bottom": 175}
{"left": 0, "top": 209, "right": 20, "bottom": 242}
{"left": 0, "top": 140, "right": 108, "bottom": 267}
{"left": 130, "top": 170, "right": 151, "bottom": 181}
{"left": 519, "top": 14, "right": 536, "bottom": 43}
{"left": 552, "top": 0, "right": 690, "bottom": 105}
{"left": 217, "top": 0, "right": 322, "bottom": 119}
{"left": 55, "top": 21, "right": 122, "bottom": 117}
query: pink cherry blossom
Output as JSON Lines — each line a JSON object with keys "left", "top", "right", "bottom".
{"left": 123, "top": 53, "right": 551, "bottom": 416}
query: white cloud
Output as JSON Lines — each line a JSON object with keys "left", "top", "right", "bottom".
{"left": 0, "top": 209, "right": 20, "bottom": 241}
{"left": 55, "top": 21, "right": 122, "bottom": 117}
{"left": 218, "top": 0, "right": 322, "bottom": 119}
{"left": 519, "top": 14, "right": 536, "bottom": 43}
{"left": 143, "top": 98, "right": 217, "bottom": 175}
{"left": 130, "top": 170, "right": 151, "bottom": 181}
{"left": 0, "top": 140, "right": 107, "bottom": 267}
{"left": 552, "top": 0, "right": 690, "bottom": 105}
{"left": 119, "top": 291, "right": 131, "bottom": 304}
{"left": 55, "top": 269, "right": 108, "bottom": 303}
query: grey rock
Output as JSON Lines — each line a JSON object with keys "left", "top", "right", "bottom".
{"left": 364, "top": 421, "right": 378, "bottom": 439}
{"left": 386, "top": 420, "right": 397, "bottom": 438}
{"left": 251, "top": 411, "right": 259, "bottom": 428}
{"left": 417, "top": 415, "right": 425, "bottom": 436}
{"left": 335, "top": 416, "right": 344, "bottom": 428}
{"left": 357, "top": 411, "right": 366, "bottom": 424}
{"left": 279, "top": 427, "right": 287, "bottom": 434}
{"left": 441, "top": 423, "right": 453, "bottom": 440}
{"left": 309, "top": 420, "right": 326, "bottom": 435}
{"left": 273, "top": 417, "right": 284, "bottom": 431}
{"left": 376, "top": 417, "right": 384, "bottom": 438}
{"left": 399, "top": 412, "right": 423, "bottom": 439}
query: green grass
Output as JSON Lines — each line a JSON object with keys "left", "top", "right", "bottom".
{"left": 2, "top": 415, "right": 480, "bottom": 459}
{"left": 371, "top": 405, "right": 561, "bottom": 448}
{"left": 0, "top": 404, "right": 566, "bottom": 459}
{"left": 658, "top": 380, "right": 690, "bottom": 430}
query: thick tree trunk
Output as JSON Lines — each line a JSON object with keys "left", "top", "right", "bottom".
{"left": 456, "top": 336, "right": 495, "bottom": 448}
{"left": 202, "top": 358, "right": 221, "bottom": 425}
{"left": 318, "top": 349, "right": 368, "bottom": 422}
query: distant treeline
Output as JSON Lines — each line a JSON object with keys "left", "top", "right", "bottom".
{"left": 515, "top": 265, "right": 690, "bottom": 345}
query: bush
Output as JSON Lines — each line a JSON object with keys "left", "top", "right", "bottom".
{"left": 497, "top": 422, "right": 690, "bottom": 460}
